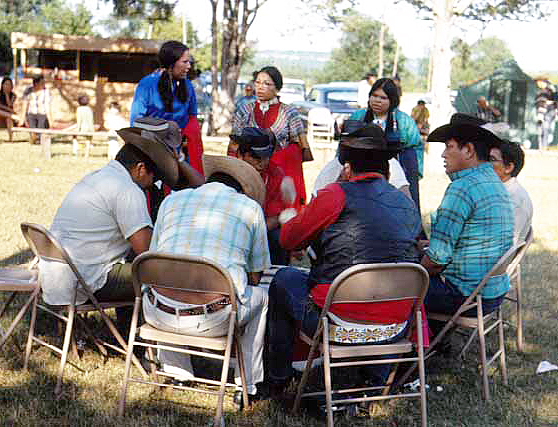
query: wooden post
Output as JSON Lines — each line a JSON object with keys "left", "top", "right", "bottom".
{"left": 378, "top": 23, "right": 386, "bottom": 78}
{"left": 21, "top": 49, "right": 27, "bottom": 74}
{"left": 41, "top": 133, "right": 51, "bottom": 159}
{"left": 12, "top": 48, "right": 17, "bottom": 85}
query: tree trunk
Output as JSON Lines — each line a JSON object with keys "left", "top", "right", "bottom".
{"left": 392, "top": 42, "right": 400, "bottom": 77}
{"left": 378, "top": 22, "right": 385, "bottom": 78}
{"left": 208, "top": 0, "right": 219, "bottom": 135}
{"left": 430, "top": 0, "right": 455, "bottom": 128}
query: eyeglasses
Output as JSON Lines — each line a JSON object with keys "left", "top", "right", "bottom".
{"left": 254, "top": 80, "right": 275, "bottom": 88}
{"left": 370, "top": 94, "right": 389, "bottom": 101}
{"left": 489, "top": 155, "right": 503, "bottom": 163}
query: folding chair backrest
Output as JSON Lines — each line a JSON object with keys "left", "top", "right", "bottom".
{"left": 321, "top": 263, "right": 429, "bottom": 323}
{"left": 21, "top": 222, "right": 66, "bottom": 263}
{"left": 481, "top": 241, "right": 526, "bottom": 284}
{"left": 131, "top": 251, "right": 237, "bottom": 309}
{"left": 506, "top": 227, "right": 533, "bottom": 275}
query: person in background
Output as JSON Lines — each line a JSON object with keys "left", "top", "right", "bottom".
{"left": 357, "top": 71, "right": 376, "bottom": 109}
{"left": 534, "top": 79, "right": 557, "bottom": 150}
{"left": 22, "top": 75, "right": 52, "bottom": 144}
{"left": 130, "top": 40, "right": 204, "bottom": 174}
{"left": 476, "top": 96, "right": 501, "bottom": 123}
{"left": 230, "top": 66, "right": 312, "bottom": 211}
{"left": 0, "top": 76, "right": 17, "bottom": 142}
{"left": 350, "top": 78, "right": 423, "bottom": 214}
{"left": 105, "top": 101, "right": 128, "bottom": 160}
{"left": 72, "top": 94, "right": 95, "bottom": 156}
{"left": 236, "top": 127, "right": 290, "bottom": 265}
{"left": 392, "top": 74, "right": 402, "bottom": 97}
{"left": 411, "top": 99, "right": 430, "bottom": 153}
{"left": 489, "top": 139, "right": 533, "bottom": 244}
{"left": 236, "top": 81, "right": 256, "bottom": 109}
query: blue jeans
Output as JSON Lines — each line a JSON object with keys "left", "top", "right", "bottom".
{"left": 267, "top": 267, "right": 406, "bottom": 386}
{"left": 267, "top": 228, "right": 289, "bottom": 265}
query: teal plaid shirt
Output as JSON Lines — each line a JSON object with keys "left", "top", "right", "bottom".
{"left": 150, "top": 182, "right": 271, "bottom": 305}
{"left": 427, "top": 163, "right": 514, "bottom": 298}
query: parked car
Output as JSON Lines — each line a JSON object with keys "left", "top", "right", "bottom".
{"left": 291, "top": 82, "right": 360, "bottom": 127}
{"left": 278, "top": 78, "right": 306, "bottom": 104}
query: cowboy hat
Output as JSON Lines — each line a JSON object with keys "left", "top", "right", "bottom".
{"left": 232, "top": 127, "right": 276, "bottom": 159}
{"left": 202, "top": 154, "right": 266, "bottom": 207}
{"left": 117, "top": 125, "right": 179, "bottom": 187}
{"left": 338, "top": 120, "right": 403, "bottom": 158}
{"left": 427, "top": 113, "right": 503, "bottom": 147}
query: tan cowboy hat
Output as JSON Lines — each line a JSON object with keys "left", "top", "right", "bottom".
{"left": 202, "top": 154, "right": 266, "bottom": 207}
{"left": 117, "top": 127, "right": 179, "bottom": 187}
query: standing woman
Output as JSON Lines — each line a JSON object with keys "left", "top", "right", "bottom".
{"left": 350, "top": 77, "right": 423, "bottom": 211}
{"left": 0, "top": 77, "right": 17, "bottom": 142}
{"left": 229, "top": 66, "right": 312, "bottom": 210}
{"left": 130, "top": 40, "right": 203, "bottom": 174}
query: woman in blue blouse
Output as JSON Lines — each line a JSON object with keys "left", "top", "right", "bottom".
{"left": 350, "top": 78, "right": 423, "bottom": 212}
{"left": 130, "top": 40, "right": 203, "bottom": 174}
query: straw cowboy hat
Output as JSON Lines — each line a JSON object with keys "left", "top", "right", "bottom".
{"left": 427, "top": 113, "right": 503, "bottom": 148}
{"left": 117, "top": 118, "right": 180, "bottom": 187}
{"left": 202, "top": 154, "right": 266, "bottom": 207}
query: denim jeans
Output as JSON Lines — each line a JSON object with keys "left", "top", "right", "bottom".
{"left": 267, "top": 267, "right": 407, "bottom": 386}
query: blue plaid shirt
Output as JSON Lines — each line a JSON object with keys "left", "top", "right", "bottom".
{"left": 150, "top": 182, "right": 271, "bottom": 305}
{"left": 427, "top": 162, "right": 514, "bottom": 298}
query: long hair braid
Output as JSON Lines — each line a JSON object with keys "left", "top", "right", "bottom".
{"left": 363, "top": 78, "right": 400, "bottom": 134}
{"left": 156, "top": 40, "right": 189, "bottom": 113}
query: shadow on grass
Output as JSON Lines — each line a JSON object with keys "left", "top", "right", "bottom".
{"left": 0, "top": 248, "right": 34, "bottom": 267}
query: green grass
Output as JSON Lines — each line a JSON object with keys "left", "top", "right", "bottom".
{"left": 1, "top": 139, "right": 558, "bottom": 426}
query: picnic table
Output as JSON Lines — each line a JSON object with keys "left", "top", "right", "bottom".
{"left": 12, "top": 127, "right": 110, "bottom": 159}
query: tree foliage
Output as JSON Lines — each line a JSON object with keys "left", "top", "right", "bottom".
{"left": 107, "top": 0, "right": 175, "bottom": 23}
{"left": 316, "top": 12, "right": 404, "bottom": 83}
{"left": 451, "top": 36, "right": 513, "bottom": 88}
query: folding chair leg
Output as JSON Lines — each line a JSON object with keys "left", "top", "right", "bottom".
{"left": 214, "top": 313, "right": 235, "bottom": 427}
{"left": 56, "top": 304, "right": 76, "bottom": 397}
{"left": 322, "top": 319, "right": 334, "bottom": 427}
{"left": 0, "top": 292, "right": 17, "bottom": 318}
{"left": 477, "top": 306, "right": 490, "bottom": 401}
{"left": 0, "top": 289, "right": 37, "bottom": 350}
{"left": 417, "top": 310, "right": 428, "bottom": 427}
{"left": 118, "top": 298, "right": 141, "bottom": 417}
{"left": 146, "top": 345, "right": 158, "bottom": 384}
{"left": 234, "top": 329, "right": 249, "bottom": 410}
{"left": 459, "top": 328, "right": 478, "bottom": 359}
{"left": 498, "top": 309, "right": 508, "bottom": 385}
{"left": 515, "top": 269, "right": 524, "bottom": 352}
{"left": 24, "top": 289, "right": 39, "bottom": 369}
{"left": 293, "top": 323, "right": 323, "bottom": 413}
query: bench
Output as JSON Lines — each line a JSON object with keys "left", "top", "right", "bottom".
{"left": 12, "top": 127, "right": 111, "bottom": 159}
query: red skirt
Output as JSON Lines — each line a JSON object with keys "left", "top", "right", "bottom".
{"left": 270, "top": 143, "right": 306, "bottom": 210}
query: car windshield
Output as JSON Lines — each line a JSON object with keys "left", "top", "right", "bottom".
{"left": 325, "top": 90, "right": 358, "bottom": 106}
{"left": 281, "top": 83, "right": 305, "bottom": 95}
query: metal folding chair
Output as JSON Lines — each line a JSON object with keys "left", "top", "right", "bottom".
{"left": 292, "top": 263, "right": 429, "bottom": 427}
{"left": 20, "top": 222, "right": 145, "bottom": 397}
{"left": 118, "top": 251, "right": 248, "bottom": 427}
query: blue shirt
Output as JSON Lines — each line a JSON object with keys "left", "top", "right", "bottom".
{"left": 130, "top": 70, "right": 197, "bottom": 128}
{"left": 427, "top": 162, "right": 514, "bottom": 298}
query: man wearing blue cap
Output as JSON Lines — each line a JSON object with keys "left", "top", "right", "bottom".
{"left": 236, "top": 127, "right": 290, "bottom": 265}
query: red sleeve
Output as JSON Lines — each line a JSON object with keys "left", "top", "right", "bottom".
{"left": 280, "top": 183, "right": 345, "bottom": 250}
{"left": 264, "top": 165, "right": 285, "bottom": 218}
{"left": 182, "top": 115, "right": 204, "bottom": 175}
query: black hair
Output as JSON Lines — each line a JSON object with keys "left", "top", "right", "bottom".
{"left": 257, "top": 66, "right": 283, "bottom": 91}
{"left": 109, "top": 101, "right": 121, "bottom": 111}
{"left": 0, "top": 76, "right": 15, "bottom": 105}
{"left": 338, "top": 145, "right": 390, "bottom": 176}
{"left": 32, "top": 75, "right": 45, "bottom": 86}
{"left": 77, "top": 94, "right": 89, "bottom": 106}
{"left": 452, "top": 135, "right": 491, "bottom": 162}
{"left": 417, "top": 100, "right": 426, "bottom": 105}
{"left": 364, "top": 78, "right": 400, "bottom": 135}
{"left": 116, "top": 143, "right": 159, "bottom": 177}
{"left": 498, "top": 139, "right": 525, "bottom": 177}
{"left": 207, "top": 172, "right": 243, "bottom": 194}
{"left": 157, "top": 40, "right": 189, "bottom": 113}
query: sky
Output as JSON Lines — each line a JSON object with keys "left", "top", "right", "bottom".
{"left": 88, "top": 0, "right": 558, "bottom": 73}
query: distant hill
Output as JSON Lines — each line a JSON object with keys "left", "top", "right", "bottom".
{"left": 241, "top": 50, "right": 330, "bottom": 81}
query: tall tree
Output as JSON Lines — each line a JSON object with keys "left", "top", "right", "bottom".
{"left": 316, "top": 12, "right": 402, "bottom": 83}
{"left": 403, "top": 0, "right": 547, "bottom": 125}
{"left": 207, "top": 0, "right": 268, "bottom": 135}
{"left": 451, "top": 36, "right": 513, "bottom": 88}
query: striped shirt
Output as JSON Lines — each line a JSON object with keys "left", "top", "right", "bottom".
{"left": 150, "top": 182, "right": 271, "bottom": 305}
{"left": 232, "top": 100, "right": 305, "bottom": 149}
{"left": 427, "top": 162, "right": 514, "bottom": 298}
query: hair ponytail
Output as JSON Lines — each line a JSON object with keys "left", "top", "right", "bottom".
{"left": 156, "top": 40, "right": 190, "bottom": 113}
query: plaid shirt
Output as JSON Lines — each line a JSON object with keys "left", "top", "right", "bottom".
{"left": 150, "top": 182, "right": 271, "bottom": 305}
{"left": 427, "top": 163, "right": 514, "bottom": 298}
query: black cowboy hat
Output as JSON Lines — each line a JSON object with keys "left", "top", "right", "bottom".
{"left": 231, "top": 127, "right": 276, "bottom": 159}
{"left": 427, "top": 113, "right": 502, "bottom": 147}
{"left": 338, "top": 120, "right": 404, "bottom": 157}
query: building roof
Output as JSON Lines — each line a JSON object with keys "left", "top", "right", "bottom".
{"left": 10, "top": 32, "right": 161, "bottom": 54}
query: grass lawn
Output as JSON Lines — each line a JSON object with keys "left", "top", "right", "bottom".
{"left": 1, "top": 138, "right": 558, "bottom": 426}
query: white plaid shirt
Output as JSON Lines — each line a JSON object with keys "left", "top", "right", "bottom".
{"left": 150, "top": 182, "right": 271, "bottom": 305}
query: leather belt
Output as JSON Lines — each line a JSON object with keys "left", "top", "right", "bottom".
{"left": 147, "top": 289, "right": 230, "bottom": 316}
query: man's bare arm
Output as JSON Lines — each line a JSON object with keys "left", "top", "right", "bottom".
{"left": 420, "top": 254, "right": 444, "bottom": 276}
{"left": 128, "top": 227, "right": 152, "bottom": 256}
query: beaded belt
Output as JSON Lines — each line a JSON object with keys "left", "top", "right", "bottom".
{"left": 147, "top": 289, "right": 230, "bottom": 316}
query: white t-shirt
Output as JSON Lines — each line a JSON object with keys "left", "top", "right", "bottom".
{"left": 76, "top": 105, "right": 95, "bottom": 132}
{"left": 26, "top": 88, "right": 50, "bottom": 115}
{"left": 312, "top": 156, "right": 410, "bottom": 197}
{"left": 39, "top": 160, "right": 152, "bottom": 305}
{"left": 504, "top": 177, "right": 533, "bottom": 244}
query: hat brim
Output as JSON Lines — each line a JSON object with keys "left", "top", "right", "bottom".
{"left": 202, "top": 155, "right": 266, "bottom": 207}
{"left": 427, "top": 123, "right": 502, "bottom": 147}
{"left": 117, "top": 128, "right": 179, "bottom": 187}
